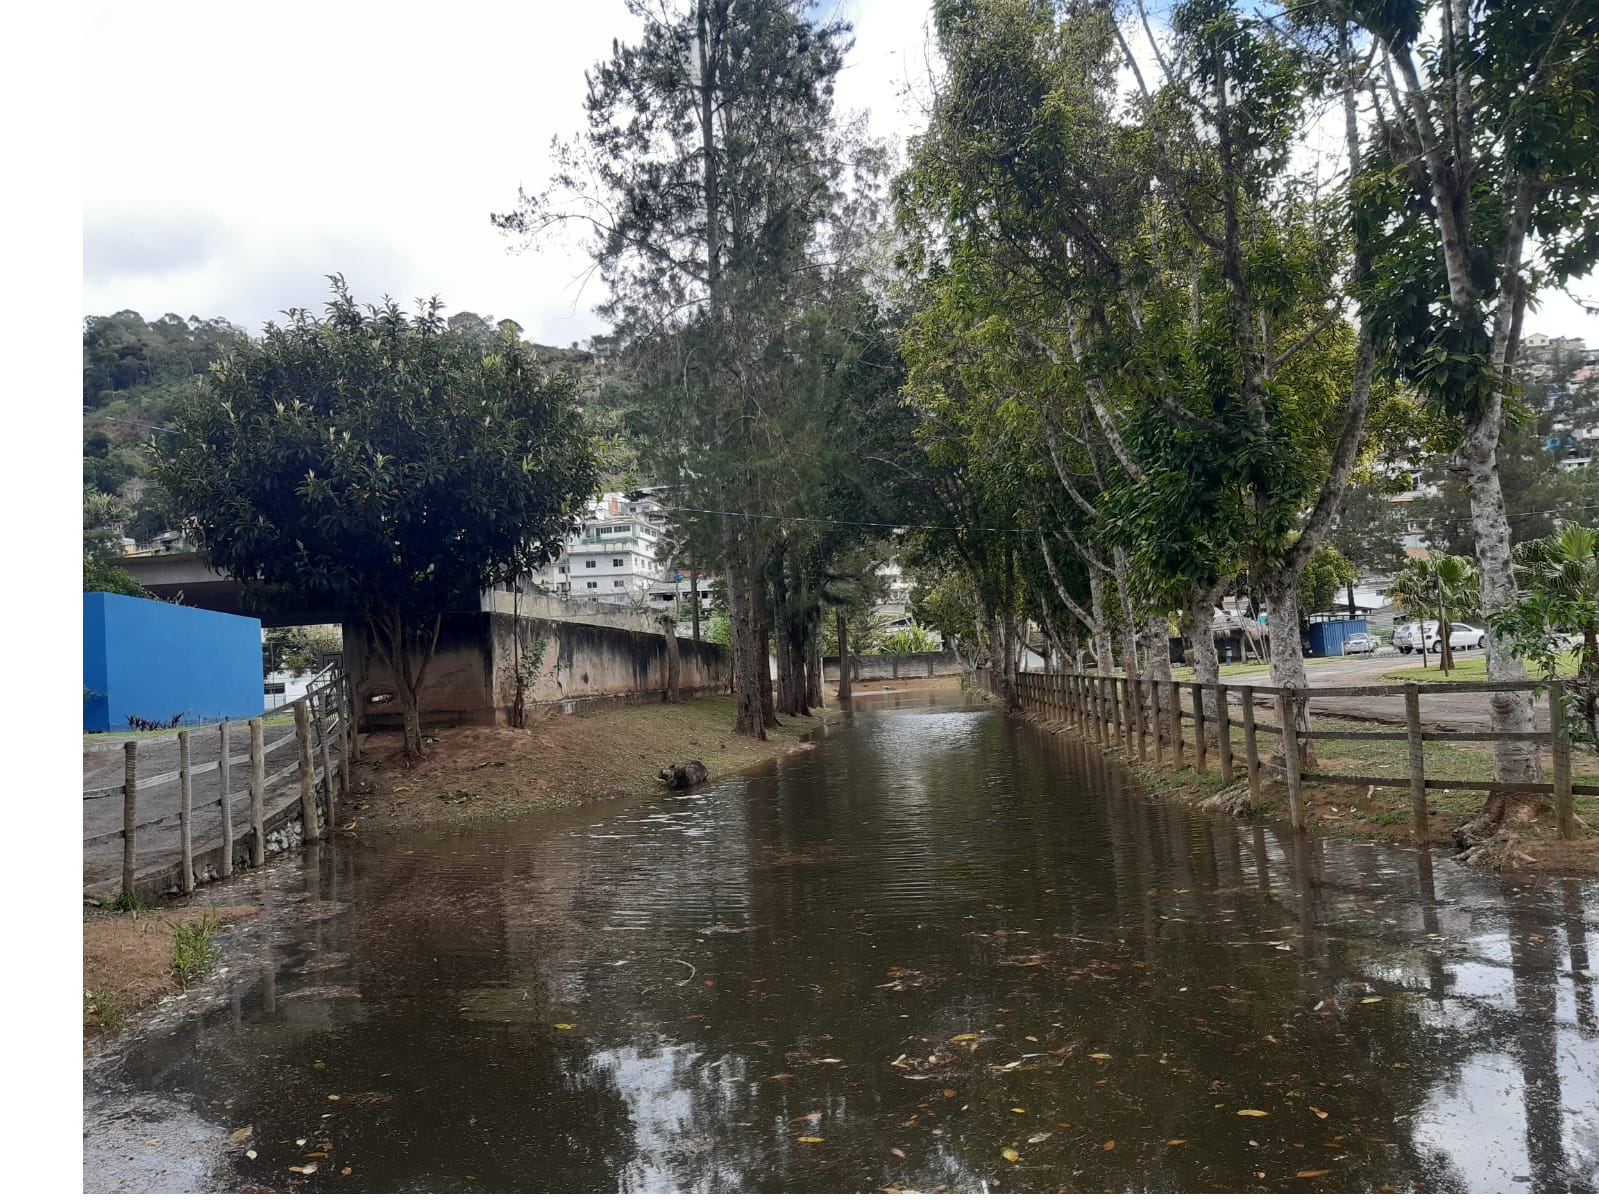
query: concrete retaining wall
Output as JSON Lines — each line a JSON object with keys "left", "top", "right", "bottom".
{"left": 822, "top": 650, "right": 961, "bottom": 682}
{"left": 346, "top": 613, "right": 732, "bottom": 728}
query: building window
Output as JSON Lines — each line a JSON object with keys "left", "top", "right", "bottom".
{"left": 585, "top": 560, "right": 596, "bottom": 569}
{"left": 613, "top": 580, "right": 625, "bottom": 588}
{"left": 586, "top": 581, "right": 598, "bottom": 589}
{"left": 558, "top": 565, "right": 567, "bottom": 574}
{"left": 612, "top": 557, "right": 624, "bottom": 567}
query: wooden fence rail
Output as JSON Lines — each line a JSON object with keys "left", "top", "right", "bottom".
{"left": 83, "top": 668, "right": 353, "bottom": 899}
{"left": 978, "top": 668, "right": 1584, "bottom": 841}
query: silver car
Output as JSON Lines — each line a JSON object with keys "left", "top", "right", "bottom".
{"left": 1343, "top": 633, "right": 1377, "bottom": 654}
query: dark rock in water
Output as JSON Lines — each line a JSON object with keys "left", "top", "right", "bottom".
{"left": 658, "top": 760, "right": 709, "bottom": 789}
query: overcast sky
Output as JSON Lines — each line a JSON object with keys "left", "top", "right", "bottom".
{"left": 82, "top": 1, "right": 1597, "bottom": 347}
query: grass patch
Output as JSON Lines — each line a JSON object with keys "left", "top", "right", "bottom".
{"left": 82, "top": 988, "right": 123, "bottom": 1031}
{"left": 103, "top": 890, "right": 158, "bottom": 913}
{"left": 170, "top": 910, "right": 222, "bottom": 989}
{"left": 1382, "top": 651, "right": 1580, "bottom": 684}
{"left": 1169, "top": 660, "right": 1278, "bottom": 681}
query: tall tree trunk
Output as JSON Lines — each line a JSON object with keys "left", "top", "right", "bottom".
{"left": 1260, "top": 569, "right": 1316, "bottom": 768}
{"left": 1460, "top": 405, "right": 1539, "bottom": 788}
{"left": 1088, "top": 558, "right": 1113, "bottom": 678}
{"left": 1145, "top": 615, "right": 1172, "bottom": 682}
{"left": 835, "top": 608, "right": 852, "bottom": 702}
{"left": 1113, "top": 546, "right": 1141, "bottom": 675}
{"left": 1181, "top": 585, "right": 1224, "bottom": 720}
{"left": 805, "top": 612, "right": 824, "bottom": 710}
{"left": 724, "top": 523, "right": 765, "bottom": 738}
{"left": 755, "top": 563, "right": 778, "bottom": 730}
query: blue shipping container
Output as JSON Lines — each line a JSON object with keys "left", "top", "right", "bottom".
{"left": 1307, "top": 618, "right": 1368, "bottom": 657}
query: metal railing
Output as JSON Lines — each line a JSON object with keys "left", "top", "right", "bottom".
{"left": 974, "top": 668, "right": 1586, "bottom": 841}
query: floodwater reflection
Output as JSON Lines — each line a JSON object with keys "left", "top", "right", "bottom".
{"left": 85, "top": 686, "right": 1599, "bottom": 1192}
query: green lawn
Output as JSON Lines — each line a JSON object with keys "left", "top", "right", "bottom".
{"left": 1169, "top": 659, "right": 1282, "bottom": 681}
{"left": 1382, "top": 651, "right": 1580, "bottom": 684}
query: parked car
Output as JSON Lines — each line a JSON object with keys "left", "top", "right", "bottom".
{"left": 1343, "top": 632, "right": 1378, "bottom": 654}
{"left": 1447, "top": 623, "right": 1487, "bottom": 650}
{"left": 1392, "top": 622, "right": 1437, "bottom": 654}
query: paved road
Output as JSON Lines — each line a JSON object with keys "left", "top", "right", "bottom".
{"left": 1218, "top": 648, "right": 1551, "bottom": 733}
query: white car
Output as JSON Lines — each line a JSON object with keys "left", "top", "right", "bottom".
{"left": 1446, "top": 623, "right": 1487, "bottom": 651}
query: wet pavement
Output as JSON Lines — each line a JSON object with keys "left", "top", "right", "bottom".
{"left": 83, "top": 686, "right": 1599, "bottom": 1192}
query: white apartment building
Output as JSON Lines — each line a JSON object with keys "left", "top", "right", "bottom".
{"left": 528, "top": 490, "right": 718, "bottom": 612}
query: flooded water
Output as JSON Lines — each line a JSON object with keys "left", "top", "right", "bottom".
{"left": 85, "top": 686, "right": 1599, "bottom": 1192}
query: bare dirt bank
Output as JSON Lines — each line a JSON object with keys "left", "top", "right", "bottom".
{"left": 348, "top": 694, "right": 850, "bottom": 833}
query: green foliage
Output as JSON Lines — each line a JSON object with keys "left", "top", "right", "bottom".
{"left": 1299, "top": 545, "right": 1358, "bottom": 617}
{"left": 154, "top": 279, "right": 599, "bottom": 756}
{"left": 1494, "top": 525, "right": 1599, "bottom": 746}
{"left": 880, "top": 624, "right": 939, "bottom": 655}
{"left": 704, "top": 610, "right": 733, "bottom": 647}
{"left": 170, "top": 911, "right": 222, "bottom": 989}
{"left": 262, "top": 625, "right": 342, "bottom": 675}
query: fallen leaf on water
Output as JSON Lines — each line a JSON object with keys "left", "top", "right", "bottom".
{"left": 305, "top": 1152, "right": 327, "bottom": 1159}
{"left": 1088, "top": 1052, "right": 1113, "bottom": 1060}
{"left": 798, "top": 1137, "right": 824, "bottom": 1144}
{"left": 1168, "top": 1139, "right": 1187, "bottom": 1146}
{"left": 296, "top": 1139, "right": 307, "bottom": 1147}
{"left": 1310, "top": 1107, "right": 1328, "bottom": 1119}
{"left": 943, "top": 1089, "right": 956, "bottom": 1098}
{"left": 228, "top": 1126, "right": 253, "bottom": 1143}
{"left": 312, "top": 1060, "right": 326, "bottom": 1070}
{"left": 328, "top": 1095, "right": 340, "bottom": 1101}
{"left": 1103, "top": 1140, "right": 1116, "bottom": 1151}
{"left": 288, "top": 1164, "right": 317, "bottom": 1175}
{"left": 951, "top": 1033, "right": 980, "bottom": 1043}
{"left": 341, "top": 1168, "right": 352, "bottom": 1177}
{"left": 1360, "top": 997, "right": 1383, "bottom": 1005}
{"left": 1027, "top": 1132, "right": 1053, "bottom": 1144}
{"left": 890, "top": 1148, "right": 906, "bottom": 1158}
{"left": 1000, "top": 1148, "right": 1021, "bottom": 1163}
{"left": 245, "top": 1151, "right": 257, "bottom": 1161}
{"left": 1011, "top": 1108, "right": 1026, "bottom": 1114}
{"left": 792, "top": 1112, "right": 822, "bottom": 1124}
{"left": 816, "top": 1058, "right": 843, "bottom": 1064}
{"left": 1297, "top": 1170, "right": 1331, "bottom": 1178}
{"left": 553, "top": 1023, "right": 577, "bottom": 1030}
{"left": 770, "top": 1074, "right": 795, "bottom": 1081}
{"left": 1237, "top": 1110, "right": 1270, "bottom": 1118}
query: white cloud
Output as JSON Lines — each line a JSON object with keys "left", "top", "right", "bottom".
{"left": 80, "top": 1, "right": 1596, "bottom": 348}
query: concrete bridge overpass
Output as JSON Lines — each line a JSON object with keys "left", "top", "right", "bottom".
{"left": 115, "top": 550, "right": 347, "bottom": 627}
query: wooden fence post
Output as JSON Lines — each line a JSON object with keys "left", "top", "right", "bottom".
{"left": 1404, "top": 683, "right": 1427, "bottom": 842}
{"left": 1111, "top": 675, "right": 1124, "bottom": 744}
{"left": 1170, "top": 680, "right": 1184, "bottom": 769}
{"left": 1191, "top": 682, "right": 1207, "bottom": 773}
{"left": 218, "top": 721, "right": 233, "bottom": 879}
{"left": 339, "top": 676, "right": 353, "bottom": 799}
{"left": 121, "top": 741, "right": 138, "bottom": 898}
{"left": 294, "top": 700, "right": 322, "bottom": 842}
{"left": 249, "top": 717, "right": 265, "bottom": 867}
{"left": 1277, "top": 691, "right": 1304, "bottom": 830}
{"left": 178, "top": 729, "right": 194, "bottom": 895}
{"left": 1150, "top": 677, "right": 1163, "bottom": 765}
{"left": 1217, "top": 684, "right": 1234, "bottom": 785}
{"left": 1551, "top": 681, "right": 1574, "bottom": 840}
{"left": 1134, "top": 676, "right": 1147, "bottom": 762}
{"left": 314, "top": 690, "right": 337, "bottom": 831}
{"left": 1240, "top": 686, "right": 1260, "bottom": 812}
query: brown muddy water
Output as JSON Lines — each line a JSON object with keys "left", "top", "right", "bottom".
{"left": 84, "top": 687, "right": 1599, "bottom": 1193}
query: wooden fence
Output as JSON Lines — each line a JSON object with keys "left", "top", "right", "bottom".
{"left": 82, "top": 664, "right": 354, "bottom": 898}
{"left": 974, "top": 668, "right": 1585, "bottom": 842}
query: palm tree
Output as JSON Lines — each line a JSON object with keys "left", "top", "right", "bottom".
{"left": 1515, "top": 524, "right": 1599, "bottom": 669}
{"left": 1389, "top": 553, "right": 1481, "bottom": 674}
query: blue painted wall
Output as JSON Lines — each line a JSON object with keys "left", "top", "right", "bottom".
{"left": 1307, "top": 618, "right": 1368, "bottom": 657}
{"left": 84, "top": 593, "right": 263, "bottom": 732}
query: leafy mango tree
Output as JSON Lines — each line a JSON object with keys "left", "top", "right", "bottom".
{"left": 155, "top": 280, "right": 599, "bottom": 758}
